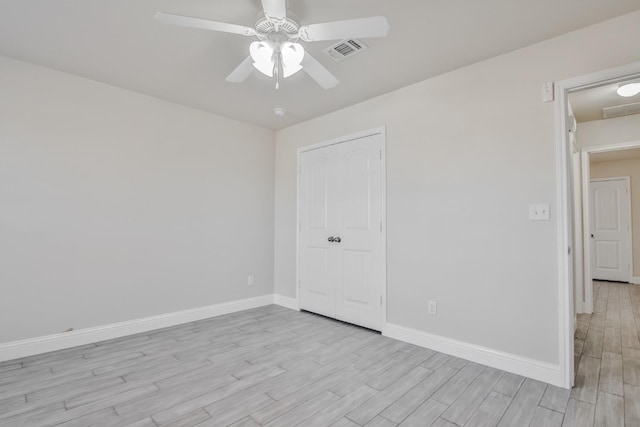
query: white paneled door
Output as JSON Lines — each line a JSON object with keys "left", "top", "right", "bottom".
{"left": 298, "top": 131, "right": 384, "bottom": 331}
{"left": 589, "top": 178, "right": 632, "bottom": 283}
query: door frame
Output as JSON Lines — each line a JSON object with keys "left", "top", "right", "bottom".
{"left": 582, "top": 143, "right": 639, "bottom": 311}
{"left": 296, "top": 126, "right": 388, "bottom": 329}
{"left": 555, "top": 61, "right": 640, "bottom": 388}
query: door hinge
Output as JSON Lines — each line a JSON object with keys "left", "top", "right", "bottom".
{"left": 380, "top": 222, "right": 382, "bottom": 232}
{"left": 568, "top": 247, "right": 571, "bottom": 255}
{"left": 380, "top": 296, "right": 382, "bottom": 306}
{"left": 298, "top": 280, "right": 301, "bottom": 289}
{"left": 299, "top": 222, "right": 302, "bottom": 231}
{"left": 380, "top": 150, "right": 382, "bottom": 160}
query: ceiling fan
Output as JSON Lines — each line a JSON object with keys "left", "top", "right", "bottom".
{"left": 156, "top": 0, "right": 390, "bottom": 90}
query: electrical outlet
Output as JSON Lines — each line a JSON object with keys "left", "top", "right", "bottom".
{"left": 428, "top": 301, "right": 437, "bottom": 315}
{"left": 248, "top": 275, "right": 254, "bottom": 286}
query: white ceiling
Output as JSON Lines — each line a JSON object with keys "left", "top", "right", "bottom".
{"left": 570, "top": 80, "right": 640, "bottom": 123}
{"left": 1, "top": 0, "right": 640, "bottom": 130}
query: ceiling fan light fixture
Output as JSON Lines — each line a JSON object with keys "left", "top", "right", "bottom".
{"left": 281, "top": 42, "right": 304, "bottom": 78}
{"left": 617, "top": 82, "right": 640, "bottom": 97}
{"left": 250, "top": 41, "right": 275, "bottom": 77}
{"left": 156, "top": 1, "right": 389, "bottom": 90}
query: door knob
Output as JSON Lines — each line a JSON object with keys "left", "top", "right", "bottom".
{"left": 334, "top": 237, "right": 341, "bottom": 243}
{"left": 591, "top": 234, "right": 594, "bottom": 238}
{"left": 328, "top": 237, "right": 335, "bottom": 242}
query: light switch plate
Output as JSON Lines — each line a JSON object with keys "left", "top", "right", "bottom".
{"left": 542, "top": 82, "right": 554, "bottom": 103}
{"left": 529, "top": 204, "right": 550, "bottom": 220}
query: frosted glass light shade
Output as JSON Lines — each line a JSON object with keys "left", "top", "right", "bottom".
{"left": 281, "top": 42, "right": 304, "bottom": 78}
{"left": 249, "top": 41, "right": 304, "bottom": 79}
{"left": 250, "top": 41, "right": 275, "bottom": 77}
{"left": 617, "top": 82, "right": 640, "bottom": 97}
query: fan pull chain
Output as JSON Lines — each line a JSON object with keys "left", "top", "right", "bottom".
{"left": 274, "top": 49, "right": 282, "bottom": 90}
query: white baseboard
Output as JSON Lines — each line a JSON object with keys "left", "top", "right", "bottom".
{"left": 632, "top": 276, "right": 640, "bottom": 285}
{"left": 0, "top": 294, "right": 274, "bottom": 363}
{"left": 383, "top": 323, "right": 563, "bottom": 387}
{"left": 0, "top": 294, "right": 565, "bottom": 388}
{"left": 273, "top": 294, "right": 300, "bottom": 311}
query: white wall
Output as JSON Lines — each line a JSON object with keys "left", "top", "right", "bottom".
{"left": 578, "top": 114, "right": 640, "bottom": 148}
{"left": 0, "top": 56, "right": 275, "bottom": 344}
{"left": 274, "top": 11, "right": 640, "bottom": 366}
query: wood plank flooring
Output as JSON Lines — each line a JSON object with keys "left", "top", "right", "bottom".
{"left": 574, "top": 280, "right": 640, "bottom": 427}
{"left": 0, "top": 283, "right": 637, "bottom": 426}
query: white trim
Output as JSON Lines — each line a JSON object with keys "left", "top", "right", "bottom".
{"left": 0, "top": 295, "right": 273, "bottom": 363}
{"left": 555, "top": 61, "right": 640, "bottom": 389}
{"left": 274, "top": 294, "right": 300, "bottom": 311}
{"left": 581, "top": 152, "right": 594, "bottom": 313}
{"left": 591, "top": 176, "right": 633, "bottom": 182}
{"left": 571, "top": 150, "right": 586, "bottom": 315}
{"left": 632, "top": 277, "right": 640, "bottom": 285}
{"left": 383, "top": 323, "right": 562, "bottom": 387}
{"left": 296, "top": 126, "right": 388, "bottom": 331}
{"left": 297, "top": 127, "right": 386, "bottom": 153}
{"left": 0, "top": 292, "right": 569, "bottom": 387}
{"left": 554, "top": 77, "right": 575, "bottom": 389}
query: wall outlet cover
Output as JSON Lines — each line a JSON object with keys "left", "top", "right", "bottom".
{"left": 428, "top": 301, "right": 437, "bottom": 315}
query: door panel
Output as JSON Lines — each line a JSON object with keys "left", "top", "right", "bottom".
{"left": 590, "top": 178, "right": 631, "bottom": 282}
{"left": 301, "top": 247, "right": 334, "bottom": 316}
{"left": 343, "top": 150, "right": 373, "bottom": 230}
{"left": 595, "top": 241, "right": 620, "bottom": 270}
{"left": 593, "top": 188, "right": 620, "bottom": 230}
{"left": 307, "top": 160, "right": 329, "bottom": 229}
{"left": 299, "top": 149, "right": 335, "bottom": 317}
{"left": 335, "top": 136, "right": 383, "bottom": 330}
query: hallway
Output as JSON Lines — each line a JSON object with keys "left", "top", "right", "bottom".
{"left": 574, "top": 280, "right": 640, "bottom": 426}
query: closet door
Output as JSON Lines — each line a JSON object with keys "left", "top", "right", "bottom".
{"left": 334, "top": 137, "right": 383, "bottom": 330}
{"left": 299, "top": 132, "right": 384, "bottom": 331}
{"left": 299, "top": 146, "right": 337, "bottom": 318}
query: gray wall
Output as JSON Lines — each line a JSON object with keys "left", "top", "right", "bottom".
{"left": 273, "top": 11, "right": 640, "bottom": 365}
{"left": 578, "top": 114, "right": 640, "bottom": 148}
{"left": 0, "top": 56, "right": 275, "bottom": 343}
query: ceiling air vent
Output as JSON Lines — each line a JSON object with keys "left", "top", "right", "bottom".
{"left": 602, "top": 102, "right": 640, "bottom": 119}
{"left": 323, "top": 39, "right": 367, "bottom": 62}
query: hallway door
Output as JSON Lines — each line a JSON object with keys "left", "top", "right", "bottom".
{"left": 590, "top": 177, "right": 632, "bottom": 282}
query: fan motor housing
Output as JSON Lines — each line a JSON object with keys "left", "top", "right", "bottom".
{"left": 255, "top": 17, "right": 300, "bottom": 39}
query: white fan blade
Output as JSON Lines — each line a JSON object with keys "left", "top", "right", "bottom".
{"left": 261, "top": 0, "right": 287, "bottom": 21}
{"left": 226, "top": 57, "right": 254, "bottom": 83}
{"left": 299, "top": 16, "right": 389, "bottom": 42}
{"left": 156, "top": 12, "right": 256, "bottom": 36}
{"left": 302, "top": 53, "right": 339, "bottom": 90}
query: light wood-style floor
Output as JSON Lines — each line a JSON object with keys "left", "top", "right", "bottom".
{"left": 0, "top": 292, "right": 638, "bottom": 427}
{"left": 573, "top": 280, "right": 640, "bottom": 427}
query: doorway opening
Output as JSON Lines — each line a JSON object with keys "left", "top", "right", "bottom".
{"left": 556, "top": 62, "right": 640, "bottom": 388}
{"left": 578, "top": 146, "right": 640, "bottom": 314}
